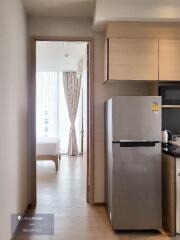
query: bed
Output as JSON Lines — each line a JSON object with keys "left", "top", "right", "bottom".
{"left": 36, "top": 137, "right": 61, "bottom": 171}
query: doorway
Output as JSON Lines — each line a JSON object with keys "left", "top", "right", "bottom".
{"left": 30, "top": 37, "right": 94, "bottom": 206}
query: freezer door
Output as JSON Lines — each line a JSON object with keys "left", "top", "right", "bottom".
{"left": 112, "top": 142, "right": 162, "bottom": 230}
{"left": 112, "top": 96, "right": 161, "bottom": 141}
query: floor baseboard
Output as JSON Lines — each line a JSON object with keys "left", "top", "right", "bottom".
{"left": 94, "top": 202, "right": 105, "bottom": 206}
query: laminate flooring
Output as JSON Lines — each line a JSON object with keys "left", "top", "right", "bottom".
{"left": 14, "top": 155, "right": 178, "bottom": 240}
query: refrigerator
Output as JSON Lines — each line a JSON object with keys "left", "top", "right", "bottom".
{"left": 105, "top": 96, "right": 162, "bottom": 230}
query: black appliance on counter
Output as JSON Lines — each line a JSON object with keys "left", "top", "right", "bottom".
{"left": 159, "top": 84, "right": 180, "bottom": 134}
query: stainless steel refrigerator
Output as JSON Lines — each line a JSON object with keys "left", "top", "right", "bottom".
{"left": 105, "top": 96, "right": 162, "bottom": 230}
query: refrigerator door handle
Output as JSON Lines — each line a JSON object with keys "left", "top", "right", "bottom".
{"left": 112, "top": 140, "right": 160, "bottom": 147}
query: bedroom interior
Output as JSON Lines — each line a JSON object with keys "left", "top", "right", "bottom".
{"left": 35, "top": 40, "right": 88, "bottom": 200}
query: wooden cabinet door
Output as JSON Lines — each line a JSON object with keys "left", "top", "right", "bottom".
{"left": 108, "top": 38, "right": 158, "bottom": 81}
{"left": 159, "top": 39, "right": 180, "bottom": 81}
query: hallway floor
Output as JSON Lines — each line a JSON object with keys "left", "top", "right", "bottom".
{"left": 14, "top": 155, "right": 176, "bottom": 240}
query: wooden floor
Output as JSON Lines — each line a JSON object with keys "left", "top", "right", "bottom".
{"left": 14, "top": 155, "right": 179, "bottom": 240}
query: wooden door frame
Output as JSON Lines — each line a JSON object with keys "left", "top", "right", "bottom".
{"left": 30, "top": 36, "right": 94, "bottom": 206}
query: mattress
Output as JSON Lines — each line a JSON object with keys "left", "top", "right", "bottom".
{"left": 36, "top": 137, "right": 60, "bottom": 156}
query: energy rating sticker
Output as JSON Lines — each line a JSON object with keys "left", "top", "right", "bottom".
{"left": 151, "top": 102, "right": 159, "bottom": 113}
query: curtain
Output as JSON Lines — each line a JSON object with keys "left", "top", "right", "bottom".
{"left": 63, "top": 72, "right": 81, "bottom": 156}
{"left": 36, "top": 72, "right": 58, "bottom": 137}
{"left": 36, "top": 72, "right": 82, "bottom": 154}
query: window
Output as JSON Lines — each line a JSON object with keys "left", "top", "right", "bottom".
{"left": 36, "top": 72, "right": 82, "bottom": 153}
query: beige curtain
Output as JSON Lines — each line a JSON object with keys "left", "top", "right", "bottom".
{"left": 63, "top": 72, "right": 81, "bottom": 156}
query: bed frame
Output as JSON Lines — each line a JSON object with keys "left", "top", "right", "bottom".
{"left": 36, "top": 154, "right": 61, "bottom": 171}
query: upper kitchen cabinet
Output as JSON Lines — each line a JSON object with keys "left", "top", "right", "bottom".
{"left": 105, "top": 38, "right": 159, "bottom": 82}
{"left": 159, "top": 40, "right": 180, "bottom": 81}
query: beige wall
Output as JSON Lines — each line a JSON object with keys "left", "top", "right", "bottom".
{"left": 28, "top": 17, "right": 151, "bottom": 203}
{"left": 0, "top": 0, "right": 28, "bottom": 239}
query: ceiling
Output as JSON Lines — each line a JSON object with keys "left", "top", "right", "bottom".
{"left": 21, "top": 0, "right": 95, "bottom": 17}
{"left": 36, "top": 41, "right": 87, "bottom": 72}
{"left": 22, "top": 0, "right": 180, "bottom": 30}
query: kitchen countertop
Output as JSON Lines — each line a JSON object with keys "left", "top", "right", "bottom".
{"left": 162, "top": 143, "right": 180, "bottom": 158}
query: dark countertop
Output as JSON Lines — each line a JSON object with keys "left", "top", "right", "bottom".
{"left": 162, "top": 143, "right": 180, "bottom": 158}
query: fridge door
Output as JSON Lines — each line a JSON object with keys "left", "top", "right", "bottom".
{"left": 112, "top": 96, "right": 161, "bottom": 141}
{"left": 112, "top": 142, "right": 162, "bottom": 230}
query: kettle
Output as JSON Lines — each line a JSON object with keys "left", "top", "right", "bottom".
{"left": 162, "top": 130, "right": 172, "bottom": 143}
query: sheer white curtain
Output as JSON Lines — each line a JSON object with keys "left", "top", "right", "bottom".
{"left": 36, "top": 72, "right": 58, "bottom": 137}
{"left": 36, "top": 72, "right": 82, "bottom": 154}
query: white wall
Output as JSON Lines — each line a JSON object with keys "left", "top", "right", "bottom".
{"left": 36, "top": 41, "right": 87, "bottom": 72}
{"left": 94, "top": 0, "right": 180, "bottom": 30}
{"left": 28, "top": 17, "right": 151, "bottom": 203}
{"left": 0, "top": 0, "right": 28, "bottom": 239}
